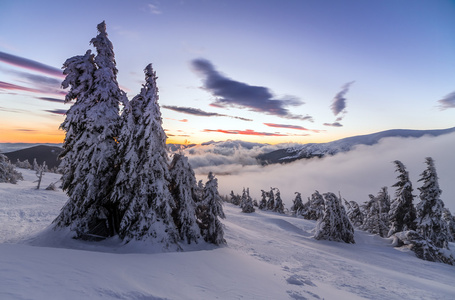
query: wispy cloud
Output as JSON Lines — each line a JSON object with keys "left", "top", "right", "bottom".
{"left": 163, "top": 105, "right": 252, "bottom": 121}
{"left": 264, "top": 123, "right": 322, "bottom": 133}
{"left": 191, "top": 58, "right": 312, "bottom": 121}
{"left": 203, "top": 129, "right": 287, "bottom": 137}
{"left": 0, "top": 51, "right": 63, "bottom": 78}
{"left": 0, "top": 81, "right": 43, "bottom": 93}
{"left": 0, "top": 80, "right": 65, "bottom": 97}
{"left": 438, "top": 91, "right": 455, "bottom": 110}
{"left": 36, "top": 97, "right": 65, "bottom": 104}
{"left": 331, "top": 81, "right": 354, "bottom": 116}
{"left": 148, "top": 4, "right": 162, "bottom": 14}
{"left": 45, "top": 109, "right": 66, "bottom": 115}
{"left": 323, "top": 122, "right": 343, "bottom": 127}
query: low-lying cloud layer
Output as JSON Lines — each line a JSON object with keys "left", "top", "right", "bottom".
{"left": 188, "top": 133, "right": 455, "bottom": 212}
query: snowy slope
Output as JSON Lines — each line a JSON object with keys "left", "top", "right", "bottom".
{"left": 1, "top": 170, "right": 454, "bottom": 300}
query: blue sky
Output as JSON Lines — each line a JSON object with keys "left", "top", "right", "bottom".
{"left": 0, "top": 0, "right": 454, "bottom": 144}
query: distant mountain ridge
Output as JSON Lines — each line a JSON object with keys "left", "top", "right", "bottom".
{"left": 3, "top": 145, "right": 63, "bottom": 169}
{"left": 257, "top": 127, "right": 455, "bottom": 165}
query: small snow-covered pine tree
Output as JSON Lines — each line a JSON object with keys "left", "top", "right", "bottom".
{"left": 229, "top": 190, "right": 241, "bottom": 206}
{"left": 388, "top": 160, "right": 416, "bottom": 237}
{"left": 273, "top": 188, "right": 285, "bottom": 214}
{"left": 415, "top": 157, "right": 450, "bottom": 249}
{"left": 442, "top": 208, "right": 455, "bottom": 242}
{"left": 0, "top": 154, "right": 23, "bottom": 184}
{"left": 314, "top": 192, "right": 355, "bottom": 243}
{"left": 266, "top": 187, "right": 275, "bottom": 210}
{"left": 291, "top": 192, "right": 304, "bottom": 216}
{"left": 361, "top": 193, "right": 388, "bottom": 237}
{"left": 110, "top": 64, "right": 177, "bottom": 245}
{"left": 344, "top": 199, "right": 363, "bottom": 228}
{"left": 197, "top": 172, "right": 226, "bottom": 245}
{"left": 259, "top": 190, "right": 268, "bottom": 210}
{"left": 241, "top": 188, "right": 255, "bottom": 213}
{"left": 304, "top": 190, "right": 325, "bottom": 220}
{"left": 169, "top": 153, "right": 201, "bottom": 244}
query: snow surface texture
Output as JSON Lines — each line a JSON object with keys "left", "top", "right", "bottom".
{"left": 1, "top": 170, "right": 455, "bottom": 299}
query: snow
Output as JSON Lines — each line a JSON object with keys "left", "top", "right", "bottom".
{"left": 1, "top": 169, "right": 455, "bottom": 299}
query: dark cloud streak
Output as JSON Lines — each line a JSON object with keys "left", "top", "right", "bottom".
{"left": 203, "top": 129, "right": 287, "bottom": 137}
{"left": 191, "top": 58, "right": 313, "bottom": 121}
{"left": 264, "top": 123, "right": 322, "bottom": 133}
{"left": 163, "top": 105, "right": 252, "bottom": 121}
{"left": 0, "top": 51, "right": 64, "bottom": 78}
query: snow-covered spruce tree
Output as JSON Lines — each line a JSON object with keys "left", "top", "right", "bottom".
{"left": 291, "top": 192, "right": 304, "bottom": 216}
{"left": 314, "top": 192, "right": 355, "bottom": 243}
{"left": 259, "top": 190, "right": 268, "bottom": 210}
{"left": 442, "top": 208, "right": 455, "bottom": 242}
{"left": 169, "top": 153, "right": 201, "bottom": 244}
{"left": 53, "top": 22, "right": 127, "bottom": 239}
{"left": 361, "top": 193, "right": 388, "bottom": 237}
{"left": 0, "top": 154, "right": 23, "bottom": 184}
{"left": 344, "top": 199, "right": 363, "bottom": 228}
{"left": 229, "top": 190, "right": 241, "bottom": 206}
{"left": 415, "top": 157, "right": 450, "bottom": 249}
{"left": 266, "top": 187, "right": 275, "bottom": 210}
{"left": 388, "top": 160, "right": 416, "bottom": 237}
{"left": 110, "top": 64, "right": 177, "bottom": 245}
{"left": 273, "top": 188, "right": 285, "bottom": 214}
{"left": 241, "top": 188, "right": 255, "bottom": 213}
{"left": 304, "top": 190, "right": 325, "bottom": 221}
{"left": 197, "top": 172, "right": 226, "bottom": 245}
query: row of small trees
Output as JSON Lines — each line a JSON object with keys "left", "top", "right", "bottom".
{"left": 52, "top": 22, "right": 225, "bottom": 247}
{"left": 291, "top": 158, "right": 454, "bottom": 264}
{"left": 228, "top": 157, "right": 454, "bottom": 264}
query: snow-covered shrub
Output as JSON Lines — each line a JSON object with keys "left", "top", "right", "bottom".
{"left": 0, "top": 154, "right": 23, "bottom": 184}
{"left": 314, "top": 192, "right": 355, "bottom": 244}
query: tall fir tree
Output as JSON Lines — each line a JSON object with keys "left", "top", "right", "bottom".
{"left": 53, "top": 22, "right": 126, "bottom": 239}
{"left": 388, "top": 160, "right": 416, "bottom": 237}
{"left": 110, "top": 64, "right": 177, "bottom": 245}
{"left": 169, "top": 153, "right": 202, "bottom": 244}
{"left": 415, "top": 157, "right": 450, "bottom": 249}
{"left": 314, "top": 192, "right": 355, "bottom": 243}
{"left": 197, "top": 172, "right": 226, "bottom": 245}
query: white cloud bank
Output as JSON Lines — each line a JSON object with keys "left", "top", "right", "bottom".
{"left": 196, "top": 133, "right": 455, "bottom": 212}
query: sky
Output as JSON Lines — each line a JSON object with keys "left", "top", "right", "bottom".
{"left": 0, "top": 0, "right": 454, "bottom": 145}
